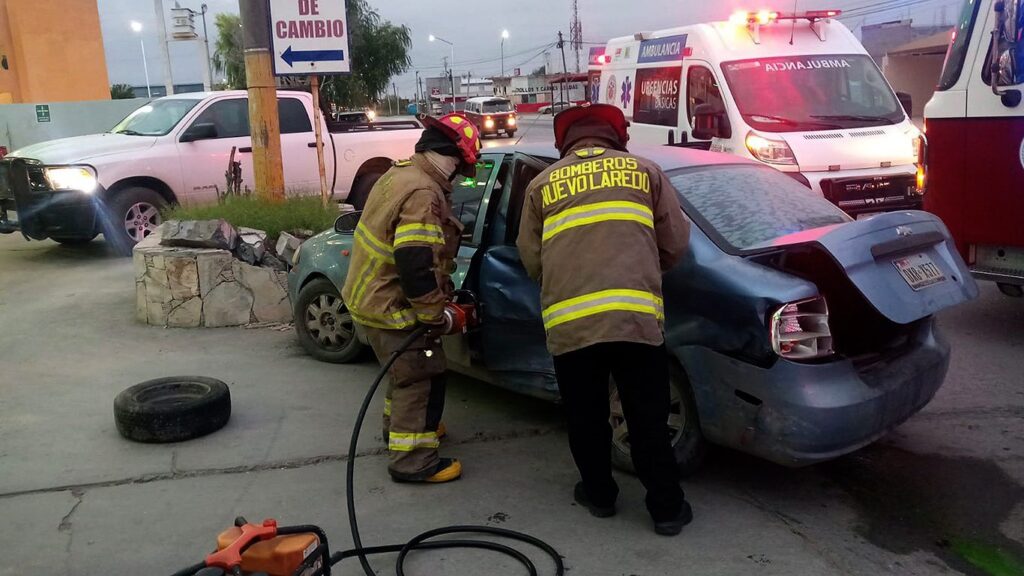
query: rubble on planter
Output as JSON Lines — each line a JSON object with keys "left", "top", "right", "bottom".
{"left": 275, "top": 231, "right": 303, "bottom": 265}
{"left": 134, "top": 220, "right": 304, "bottom": 328}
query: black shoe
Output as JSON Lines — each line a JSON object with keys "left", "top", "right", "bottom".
{"left": 573, "top": 482, "right": 616, "bottom": 518}
{"left": 654, "top": 501, "right": 693, "bottom": 536}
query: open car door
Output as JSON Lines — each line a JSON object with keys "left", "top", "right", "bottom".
{"left": 471, "top": 153, "right": 559, "bottom": 401}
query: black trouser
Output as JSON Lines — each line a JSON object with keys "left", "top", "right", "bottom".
{"left": 552, "top": 341, "right": 684, "bottom": 522}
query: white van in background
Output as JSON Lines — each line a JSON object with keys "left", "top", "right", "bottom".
{"left": 590, "top": 9, "right": 924, "bottom": 216}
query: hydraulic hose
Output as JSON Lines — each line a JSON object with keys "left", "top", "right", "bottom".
{"left": 334, "top": 325, "right": 565, "bottom": 576}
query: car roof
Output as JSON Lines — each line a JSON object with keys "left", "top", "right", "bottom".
{"left": 484, "top": 143, "right": 757, "bottom": 171}
{"left": 467, "top": 96, "right": 511, "bottom": 103}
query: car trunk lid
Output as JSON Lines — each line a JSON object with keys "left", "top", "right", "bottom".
{"left": 758, "top": 211, "right": 978, "bottom": 324}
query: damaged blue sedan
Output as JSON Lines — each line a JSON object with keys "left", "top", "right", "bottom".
{"left": 287, "top": 145, "right": 977, "bottom": 474}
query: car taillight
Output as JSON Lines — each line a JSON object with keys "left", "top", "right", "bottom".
{"left": 914, "top": 134, "right": 928, "bottom": 195}
{"left": 770, "top": 297, "right": 833, "bottom": 361}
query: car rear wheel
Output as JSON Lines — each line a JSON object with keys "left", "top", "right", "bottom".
{"left": 294, "top": 277, "right": 365, "bottom": 363}
{"left": 609, "top": 360, "right": 707, "bottom": 477}
{"left": 347, "top": 172, "right": 383, "bottom": 211}
{"left": 102, "top": 186, "right": 167, "bottom": 256}
{"left": 505, "top": 131, "right": 517, "bottom": 139}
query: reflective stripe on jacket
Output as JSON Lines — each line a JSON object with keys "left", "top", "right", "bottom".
{"left": 517, "top": 145, "right": 690, "bottom": 355}
{"left": 342, "top": 154, "right": 462, "bottom": 330}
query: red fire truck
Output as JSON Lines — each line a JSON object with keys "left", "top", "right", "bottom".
{"left": 923, "top": 0, "right": 1024, "bottom": 297}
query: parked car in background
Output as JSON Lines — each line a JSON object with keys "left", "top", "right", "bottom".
{"left": 0, "top": 91, "right": 418, "bottom": 253}
{"left": 539, "top": 101, "right": 574, "bottom": 114}
{"left": 463, "top": 97, "right": 518, "bottom": 138}
{"left": 288, "top": 144, "right": 977, "bottom": 474}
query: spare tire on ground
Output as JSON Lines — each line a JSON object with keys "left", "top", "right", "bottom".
{"left": 114, "top": 376, "right": 231, "bottom": 443}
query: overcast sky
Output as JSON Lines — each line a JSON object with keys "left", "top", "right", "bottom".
{"left": 99, "top": 0, "right": 965, "bottom": 96}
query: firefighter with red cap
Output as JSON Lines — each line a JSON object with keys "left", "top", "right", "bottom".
{"left": 342, "top": 113, "right": 481, "bottom": 483}
{"left": 517, "top": 104, "right": 693, "bottom": 534}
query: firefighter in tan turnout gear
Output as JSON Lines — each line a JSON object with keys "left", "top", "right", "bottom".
{"left": 517, "top": 103, "right": 694, "bottom": 535}
{"left": 342, "top": 113, "right": 481, "bottom": 483}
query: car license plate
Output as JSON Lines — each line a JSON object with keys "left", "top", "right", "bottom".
{"left": 894, "top": 253, "right": 947, "bottom": 290}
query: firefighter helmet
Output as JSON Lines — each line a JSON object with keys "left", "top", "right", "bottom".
{"left": 418, "top": 113, "right": 482, "bottom": 167}
{"left": 553, "top": 103, "right": 629, "bottom": 152}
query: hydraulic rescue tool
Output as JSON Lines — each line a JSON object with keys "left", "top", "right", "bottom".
{"left": 170, "top": 296, "right": 564, "bottom": 576}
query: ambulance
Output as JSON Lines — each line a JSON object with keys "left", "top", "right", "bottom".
{"left": 590, "top": 9, "right": 924, "bottom": 216}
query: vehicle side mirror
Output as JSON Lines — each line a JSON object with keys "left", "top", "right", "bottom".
{"left": 896, "top": 91, "right": 913, "bottom": 117}
{"left": 334, "top": 210, "right": 362, "bottom": 234}
{"left": 180, "top": 122, "right": 218, "bottom": 142}
{"left": 691, "top": 103, "right": 731, "bottom": 140}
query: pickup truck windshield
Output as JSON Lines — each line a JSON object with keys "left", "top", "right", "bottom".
{"left": 721, "top": 54, "right": 905, "bottom": 132}
{"left": 483, "top": 100, "right": 514, "bottom": 113}
{"left": 669, "top": 164, "right": 850, "bottom": 253}
{"left": 111, "top": 99, "right": 201, "bottom": 136}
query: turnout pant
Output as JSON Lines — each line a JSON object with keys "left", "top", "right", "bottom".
{"left": 552, "top": 341, "right": 685, "bottom": 522}
{"left": 363, "top": 326, "right": 447, "bottom": 479}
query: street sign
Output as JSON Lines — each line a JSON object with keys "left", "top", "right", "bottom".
{"left": 35, "top": 105, "right": 50, "bottom": 123}
{"left": 269, "top": 0, "right": 351, "bottom": 76}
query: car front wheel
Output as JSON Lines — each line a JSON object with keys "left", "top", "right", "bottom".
{"left": 294, "top": 277, "right": 365, "bottom": 363}
{"left": 609, "top": 360, "right": 707, "bottom": 477}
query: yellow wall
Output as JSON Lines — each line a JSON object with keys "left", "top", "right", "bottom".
{"left": 0, "top": 0, "right": 110, "bottom": 104}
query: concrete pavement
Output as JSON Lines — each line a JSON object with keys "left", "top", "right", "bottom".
{"left": 0, "top": 232, "right": 1021, "bottom": 576}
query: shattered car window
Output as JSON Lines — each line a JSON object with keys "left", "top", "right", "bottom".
{"left": 669, "top": 165, "right": 850, "bottom": 252}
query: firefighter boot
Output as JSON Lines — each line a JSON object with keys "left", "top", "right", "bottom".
{"left": 391, "top": 458, "right": 462, "bottom": 484}
{"left": 653, "top": 500, "right": 694, "bottom": 536}
{"left": 573, "top": 482, "right": 616, "bottom": 518}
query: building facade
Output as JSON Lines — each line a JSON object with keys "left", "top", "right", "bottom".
{"left": 0, "top": 0, "right": 111, "bottom": 104}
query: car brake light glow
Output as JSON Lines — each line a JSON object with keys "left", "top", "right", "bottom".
{"left": 756, "top": 10, "right": 778, "bottom": 24}
{"left": 745, "top": 131, "right": 797, "bottom": 165}
{"left": 770, "top": 297, "right": 833, "bottom": 361}
{"left": 915, "top": 134, "right": 928, "bottom": 195}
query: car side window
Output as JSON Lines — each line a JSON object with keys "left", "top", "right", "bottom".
{"left": 503, "top": 157, "right": 546, "bottom": 245}
{"left": 686, "top": 66, "right": 723, "bottom": 125}
{"left": 450, "top": 157, "right": 499, "bottom": 246}
{"left": 279, "top": 98, "right": 313, "bottom": 134}
{"left": 189, "top": 98, "right": 250, "bottom": 138}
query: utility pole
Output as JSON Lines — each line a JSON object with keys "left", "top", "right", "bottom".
{"left": 239, "top": 0, "right": 284, "bottom": 200}
{"left": 569, "top": 0, "right": 583, "bottom": 73}
{"left": 154, "top": 0, "right": 175, "bottom": 95}
{"left": 393, "top": 82, "right": 399, "bottom": 114}
{"left": 418, "top": 75, "right": 425, "bottom": 113}
{"left": 557, "top": 31, "right": 569, "bottom": 105}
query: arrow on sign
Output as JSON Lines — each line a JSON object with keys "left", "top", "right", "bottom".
{"left": 281, "top": 46, "right": 345, "bottom": 67}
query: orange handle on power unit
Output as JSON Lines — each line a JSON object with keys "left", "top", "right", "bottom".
{"left": 205, "top": 519, "right": 279, "bottom": 570}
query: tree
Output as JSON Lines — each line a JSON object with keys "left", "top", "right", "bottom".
{"left": 110, "top": 84, "right": 136, "bottom": 99}
{"left": 531, "top": 65, "right": 547, "bottom": 76}
{"left": 211, "top": 13, "right": 245, "bottom": 89}
{"left": 321, "top": 0, "right": 412, "bottom": 109}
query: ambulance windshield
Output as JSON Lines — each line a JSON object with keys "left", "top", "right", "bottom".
{"left": 721, "top": 54, "right": 905, "bottom": 133}
{"left": 111, "top": 99, "right": 202, "bottom": 136}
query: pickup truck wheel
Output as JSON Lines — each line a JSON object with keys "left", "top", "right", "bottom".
{"left": 347, "top": 172, "right": 383, "bottom": 211}
{"left": 609, "top": 361, "right": 707, "bottom": 477}
{"left": 103, "top": 187, "right": 167, "bottom": 256}
{"left": 114, "top": 376, "right": 231, "bottom": 443}
{"left": 295, "top": 277, "right": 365, "bottom": 363}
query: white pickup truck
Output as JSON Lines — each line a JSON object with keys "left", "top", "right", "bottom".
{"left": 0, "top": 90, "right": 420, "bottom": 252}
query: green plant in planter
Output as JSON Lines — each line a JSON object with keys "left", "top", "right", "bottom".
{"left": 163, "top": 196, "right": 337, "bottom": 245}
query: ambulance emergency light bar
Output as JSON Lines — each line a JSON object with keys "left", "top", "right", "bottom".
{"left": 728, "top": 9, "right": 842, "bottom": 44}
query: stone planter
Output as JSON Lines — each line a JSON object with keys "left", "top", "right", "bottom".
{"left": 133, "top": 225, "right": 292, "bottom": 328}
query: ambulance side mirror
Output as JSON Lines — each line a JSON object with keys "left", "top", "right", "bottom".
{"left": 896, "top": 92, "right": 913, "bottom": 118}
{"left": 691, "top": 103, "right": 731, "bottom": 141}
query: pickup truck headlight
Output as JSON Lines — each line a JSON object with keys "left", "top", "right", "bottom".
{"left": 44, "top": 166, "right": 98, "bottom": 193}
